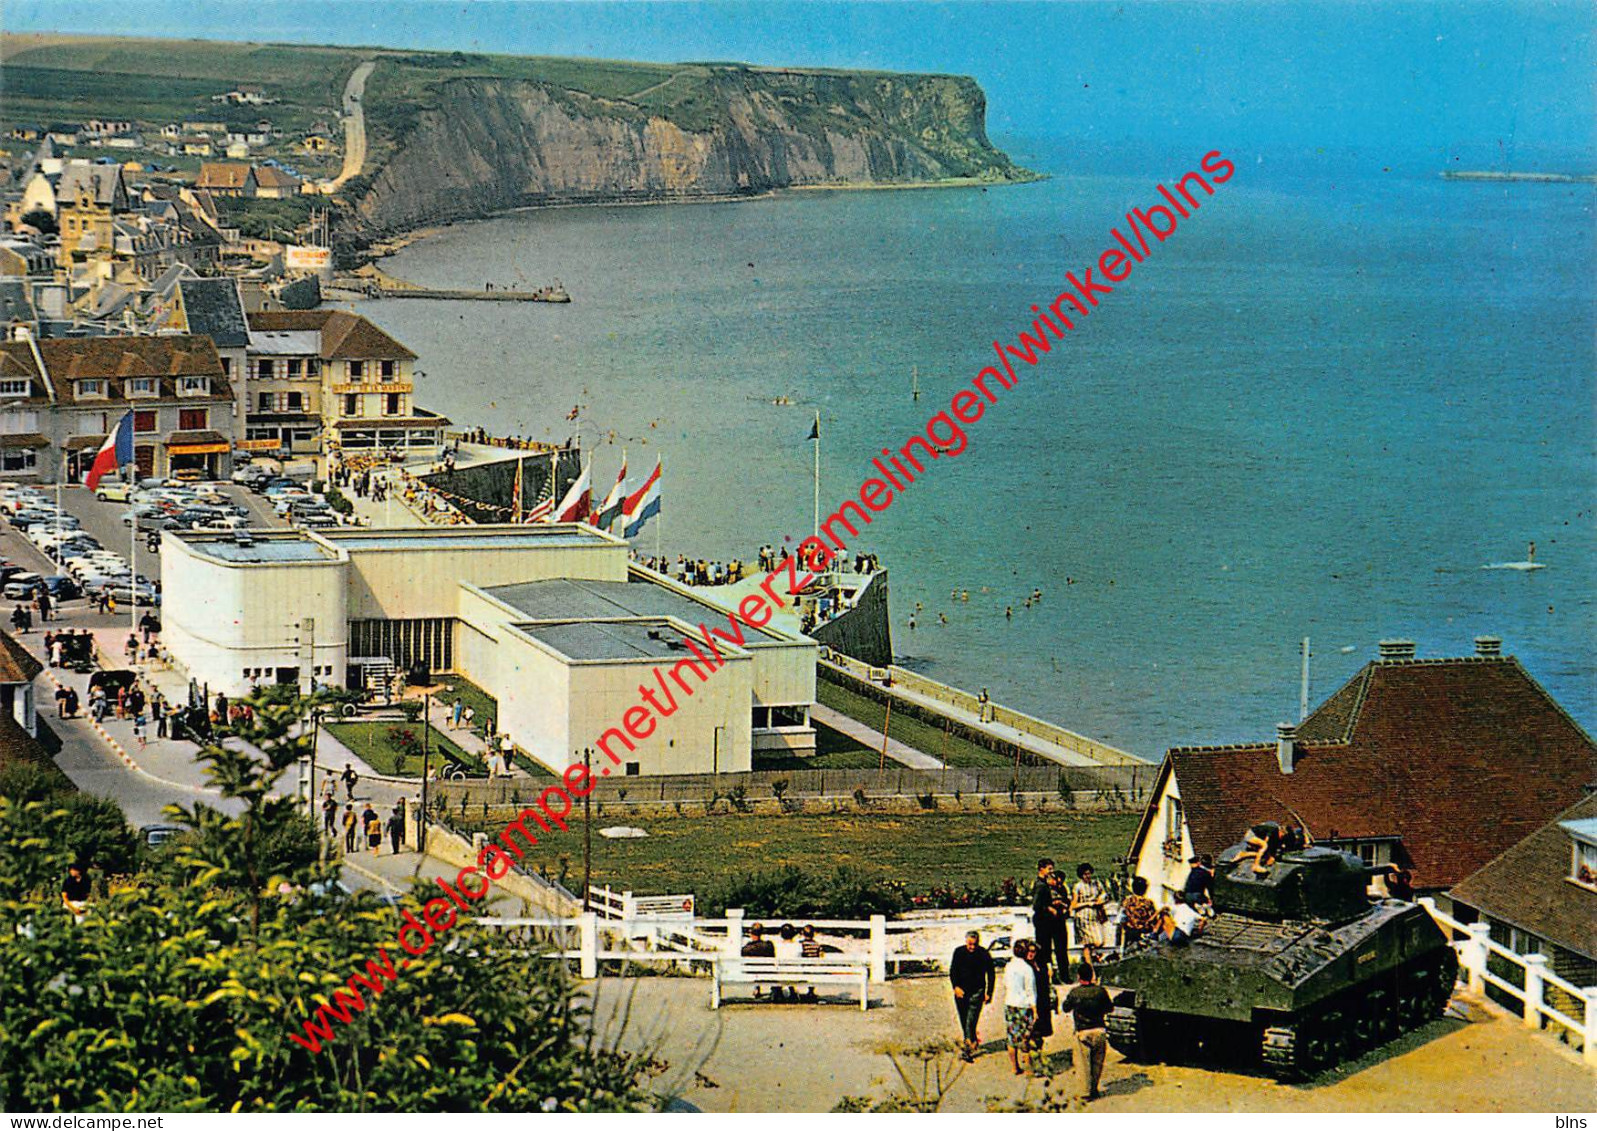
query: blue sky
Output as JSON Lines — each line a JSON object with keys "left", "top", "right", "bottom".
{"left": 6, "top": 1, "right": 1594, "bottom": 156}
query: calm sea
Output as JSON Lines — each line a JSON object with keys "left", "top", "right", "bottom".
{"left": 361, "top": 138, "right": 1596, "bottom": 758}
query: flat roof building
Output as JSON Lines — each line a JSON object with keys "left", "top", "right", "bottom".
{"left": 161, "top": 524, "right": 817, "bottom": 776}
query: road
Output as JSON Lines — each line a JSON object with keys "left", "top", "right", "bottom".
{"left": 327, "top": 60, "right": 376, "bottom": 191}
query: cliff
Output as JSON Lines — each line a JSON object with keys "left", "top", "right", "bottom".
{"left": 344, "top": 66, "right": 1030, "bottom": 239}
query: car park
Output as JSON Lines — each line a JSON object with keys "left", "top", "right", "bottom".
{"left": 42, "top": 575, "right": 82, "bottom": 601}
{"left": 102, "top": 581, "right": 159, "bottom": 607}
{"left": 295, "top": 511, "right": 341, "bottom": 529}
{"left": 3, "top": 573, "right": 43, "bottom": 600}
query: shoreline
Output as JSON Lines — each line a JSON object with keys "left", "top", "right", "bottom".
{"left": 357, "top": 173, "right": 1043, "bottom": 262}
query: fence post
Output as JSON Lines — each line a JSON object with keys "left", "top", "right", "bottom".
{"left": 725, "top": 908, "right": 744, "bottom": 956}
{"left": 1463, "top": 922, "right": 1491, "bottom": 995}
{"left": 1582, "top": 987, "right": 1597, "bottom": 1067}
{"left": 1520, "top": 953, "right": 1547, "bottom": 1029}
{"left": 622, "top": 890, "right": 636, "bottom": 921}
{"left": 869, "top": 914, "right": 888, "bottom": 983}
{"left": 578, "top": 911, "right": 598, "bottom": 979}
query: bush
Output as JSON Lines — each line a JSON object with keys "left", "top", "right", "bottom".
{"left": 703, "top": 864, "right": 909, "bottom": 918}
{"left": 397, "top": 700, "right": 423, "bottom": 723}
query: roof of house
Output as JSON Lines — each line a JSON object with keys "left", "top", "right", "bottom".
{"left": 34, "top": 335, "right": 232, "bottom": 404}
{"left": 1163, "top": 655, "right": 1597, "bottom": 890}
{"left": 0, "top": 629, "right": 44, "bottom": 683}
{"left": 0, "top": 280, "right": 35, "bottom": 324}
{"left": 195, "top": 163, "right": 252, "bottom": 191}
{"left": 178, "top": 277, "right": 249, "bottom": 347}
{"left": 1450, "top": 793, "right": 1597, "bottom": 961}
{"left": 0, "top": 709, "right": 60, "bottom": 779}
{"left": 247, "top": 310, "right": 417, "bottom": 360}
{"left": 56, "top": 161, "right": 123, "bottom": 207}
{"left": 251, "top": 165, "right": 300, "bottom": 189}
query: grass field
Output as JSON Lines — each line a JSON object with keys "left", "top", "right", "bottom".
{"left": 454, "top": 809, "right": 1140, "bottom": 897}
{"left": 325, "top": 720, "right": 476, "bottom": 777}
{"left": 817, "top": 679, "right": 1015, "bottom": 769}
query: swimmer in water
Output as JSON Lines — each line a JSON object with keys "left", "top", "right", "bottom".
{"left": 1528, "top": 540, "right": 1536, "bottom": 563}
{"left": 908, "top": 616, "right": 917, "bottom": 631}
{"left": 938, "top": 613, "right": 949, "bottom": 626}
{"left": 1005, "top": 606, "right": 1013, "bottom": 619}
{"left": 961, "top": 589, "right": 969, "bottom": 602}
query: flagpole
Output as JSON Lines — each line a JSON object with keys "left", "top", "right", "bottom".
{"left": 812, "top": 410, "right": 820, "bottom": 540}
{"left": 655, "top": 458, "right": 662, "bottom": 562}
{"left": 129, "top": 462, "right": 137, "bottom": 640}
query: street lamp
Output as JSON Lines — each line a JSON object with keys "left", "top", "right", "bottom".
{"left": 418, "top": 692, "right": 430, "bottom": 852}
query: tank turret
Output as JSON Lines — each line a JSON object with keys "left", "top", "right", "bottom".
{"left": 1098, "top": 827, "right": 1457, "bottom": 1081}
{"left": 1212, "top": 844, "right": 1388, "bottom": 922}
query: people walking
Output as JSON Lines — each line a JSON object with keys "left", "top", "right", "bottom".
{"left": 1004, "top": 938, "right": 1039, "bottom": 1077}
{"left": 342, "top": 804, "right": 358, "bottom": 853}
{"left": 1064, "top": 963, "right": 1113, "bottom": 1103}
{"left": 363, "top": 805, "right": 382, "bottom": 854}
{"left": 386, "top": 805, "right": 406, "bottom": 854}
{"left": 321, "top": 793, "right": 338, "bottom": 836}
{"left": 341, "top": 762, "right": 358, "bottom": 800}
{"left": 950, "top": 930, "right": 995, "bottom": 1062}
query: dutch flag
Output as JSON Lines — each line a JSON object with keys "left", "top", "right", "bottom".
{"left": 622, "top": 458, "right": 661, "bottom": 539}
{"left": 84, "top": 410, "right": 135, "bottom": 491}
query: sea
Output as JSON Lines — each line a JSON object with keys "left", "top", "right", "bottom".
{"left": 359, "top": 137, "right": 1597, "bottom": 759}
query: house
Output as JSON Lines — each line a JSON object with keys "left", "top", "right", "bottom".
{"left": 1451, "top": 792, "right": 1597, "bottom": 990}
{"left": 0, "top": 629, "right": 44, "bottom": 736}
{"left": 299, "top": 134, "right": 334, "bottom": 154}
{"left": 57, "top": 160, "right": 129, "bottom": 213}
{"left": 246, "top": 310, "right": 448, "bottom": 457}
{"left": 0, "top": 334, "right": 238, "bottom": 480}
{"left": 225, "top": 140, "right": 251, "bottom": 160}
{"left": 182, "top": 139, "right": 215, "bottom": 158}
{"left": 1126, "top": 637, "right": 1597, "bottom": 906}
{"left": 0, "top": 281, "right": 38, "bottom": 335}
{"left": 195, "top": 162, "right": 254, "bottom": 197}
{"left": 250, "top": 165, "right": 301, "bottom": 200}
{"left": 173, "top": 277, "right": 251, "bottom": 421}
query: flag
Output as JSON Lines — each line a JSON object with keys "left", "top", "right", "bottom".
{"left": 594, "top": 454, "right": 628, "bottom": 531}
{"left": 553, "top": 457, "right": 591, "bottom": 523}
{"left": 84, "top": 410, "right": 134, "bottom": 490}
{"left": 525, "top": 470, "right": 555, "bottom": 523}
{"left": 509, "top": 459, "right": 524, "bottom": 522}
{"left": 807, "top": 414, "right": 819, "bottom": 441}
{"left": 622, "top": 458, "right": 661, "bottom": 539}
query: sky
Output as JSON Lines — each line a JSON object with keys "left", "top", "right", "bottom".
{"left": 5, "top": 1, "right": 1594, "bottom": 158}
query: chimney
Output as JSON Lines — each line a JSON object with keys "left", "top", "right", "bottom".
{"left": 1474, "top": 635, "right": 1502, "bottom": 658}
{"left": 1276, "top": 722, "right": 1298, "bottom": 775}
{"left": 1378, "top": 639, "right": 1416, "bottom": 662}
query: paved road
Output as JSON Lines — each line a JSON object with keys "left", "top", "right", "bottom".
{"left": 810, "top": 703, "right": 942, "bottom": 769}
{"left": 328, "top": 60, "right": 376, "bottom": 190}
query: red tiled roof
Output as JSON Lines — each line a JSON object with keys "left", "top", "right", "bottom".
{"left": 1450, "top": 793, "right": 1597, "bottom": 961}
{"left": 34, "top": 335, "right": 233, "bottom": 405}
{"left": 1168, "top": 656, "right": 1597, "bottom": 891}
{"left": 196, "top": 162, "right": 252, "bottom": 190}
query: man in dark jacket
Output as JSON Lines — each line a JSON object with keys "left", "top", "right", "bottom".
{"left": 950, "top": 930, "right": 996, "bottom": 1061}
{"left": 1032, "top": 858, "right": 1062, "bottom": 982}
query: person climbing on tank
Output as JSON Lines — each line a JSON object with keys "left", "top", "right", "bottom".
{"left": 1240, "top": 820, "right": 1311, "bottom": 874}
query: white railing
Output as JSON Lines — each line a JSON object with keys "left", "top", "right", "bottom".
{"left": 1420, "top": 897, "right": 1596, "bottom": 1065}
{"left": 587, "top": 884, "right": 694, "bottom": 922}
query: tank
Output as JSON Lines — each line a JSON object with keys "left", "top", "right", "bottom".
{"left": 1099, "top": 841, "right": 1458, "bottom": 1080}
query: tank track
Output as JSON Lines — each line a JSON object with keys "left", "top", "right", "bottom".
{"left": 1259, "top": 950, "right": 1457, "bottom": 1082}
{"left": 1106, "top": 1004, "right": 1143, "bottom": 1060}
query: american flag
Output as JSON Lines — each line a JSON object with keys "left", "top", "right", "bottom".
{"left": 525, "top": 474, "right": 555, "bottom": 522}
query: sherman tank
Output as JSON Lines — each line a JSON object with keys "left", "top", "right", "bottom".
{"left": 1099, "top": 842, "right": 1457, "bottom": 1080}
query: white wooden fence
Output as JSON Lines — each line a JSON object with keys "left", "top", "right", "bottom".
{"left": 587, "top": 884, "right": 695, "bottom": 922}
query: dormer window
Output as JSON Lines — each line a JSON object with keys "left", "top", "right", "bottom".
{"left": 348, "top": 360, "right": 365, "bottom": 380}
{"left": 179, "top": 376, "right": 210, "bottom": 396}
{"left": 0, "top": 379, "right": 29, "bottom": 398}
{"left": 1568, "top": 829, "right": 1597, "bottom": 891}
{"left": 129, "top": 377, "right": 157, "bottom": 397}
{"left": 76, "top": 379, "right": 107, "bottom": 399}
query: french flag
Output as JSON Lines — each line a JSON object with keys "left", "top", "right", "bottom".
{"left": 84, "top": 410, "right": 135, "bottom": 491}
{"left": 622, "top": 458, "right": 661, "bottom": 538}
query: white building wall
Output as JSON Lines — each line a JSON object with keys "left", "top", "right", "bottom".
{"left": 1132, "top": 766, "right": 1192, "bottom": 903}
{"left": 567, "top": 652, "right": 754, "bottom": 777}
{"left": 160, "top": 536, "right": 348, "bottom": 696}
{"left": 493, "top": 631, "right": 571, "bottom": 772}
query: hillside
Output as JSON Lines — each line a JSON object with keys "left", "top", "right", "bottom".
{"left": 1, "top": 34, "right": 1032, "bottom": 242}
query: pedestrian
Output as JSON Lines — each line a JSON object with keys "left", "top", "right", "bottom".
{"left": 1025, "top": 939, "right": 1053, "bottom": 1074}
{"left": 386, "top": 805, "right": 405, "bottom": 854}
{"left": 154, "top": 692, "right": 169, "bottom": 738}
{"left": 341, "top": 762, "right": 358, "bottom": 800}
{"left": 64, "top": 687, "right": 78, "bottom": 718}
{"left": 364, "top": 805, "right": 382, "bottom": 854}
{"left": 950, "top": 930, "right": 995, "bottom": 1062}
{"left": 451, "top": 697, "right": 463, "bottom": 729}
{"left": 1063, "top": 963, "right": 1113, "bottom": 1103}
{"left": 37, "top": 588, "right": 51, "bottom": 622}
{"left": 342, "top": 804, "right": 358, "bottom": 853}
{"left": 1004, "top": 938, "right": 1039, "bottom": 1077}
{"left": 139, "top": 610, "right": 158, "bottom": 645}
{"left": 1032, "top": 859, "right": 1062, "bottom": 985}
{"left": 133, "top": 710, "right": 147, "bottom": 747}
{"left": 321, "top": 794, "right": 338, "bottom": 836}
{"left": 1070, "top": 863, "right": 1109, "bottom": 965}
{"left": 1119, "top": 876, "right": 1160, "bottom": 949}
{"left": 48, "top": 633, "right": 62, "bottom": 668}
{"left": 10, "top": 604, "right": 26, "bottom": 633}
{"left": 54, "top": 684, "right": 69, "bottom": 718}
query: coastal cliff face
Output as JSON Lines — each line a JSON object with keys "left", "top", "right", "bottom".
{"left": 346, "top": 68, "right": 1027, "bottom": 237}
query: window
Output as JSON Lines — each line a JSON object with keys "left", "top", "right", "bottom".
{"left": 0, "top": 379, "right": 29, "bottom": 397}
{"left": 220, "top": 357, "right": 232, "bottom": 377}
{"left": 129, "top": 377, "right": 157, "bottom": 397}
{"left": 76, "top": 379, "right": 107, "bottom": 399}
{"left": 1162, "top": 796, "right": 1184, "bottom": 860}
{"left": 0, "top": 411, "right": 38, "bottom": 434}
{"left": 285, "top": 391, "right": 303, "bottom": 411}
{"left": 287, "top": 358, "right": 302, "bottom": 379}
{"left": 0, "top": 449, "right": 36, "bottom": 473}
{"left": 79, "top": 413, "right": 107, "bottom": 435}
{"left": 306, "top": 359, "right": 320, "bottom": 378}
{"left": 384, "top": 393, "right": 402, "bottom": 416}
{"left": 380, "top": 359, "right": 396, "bottom": 380}
{"left": 1574, "top": 838, "right": 1597, "bottom": 889}
{"left": 179, "top": 376, "right": 209, "bottom": 395}
{"left": 751, "top": 706, "right": 770, "bottom": 729}
{"left": 625, "top": 762, "right": 640, "bottom": 777}
{"left": 133, "top": 410, "right": 157, "bottom": 433}
{"left": 179, "top": 408, "right": 207, "bottom": 431}
{"left": 257, "top": 392, "right": 274, "bottom": 412}
{"left": 343, "top": 394, "right": 361, "bottom": 417}
{"left": 256, "top": 358, "right": 274, "bottom": 379}
{"left": 348, "top": 360, "right": 365, "bottom": 380}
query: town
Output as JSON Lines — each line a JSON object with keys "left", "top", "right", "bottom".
{"left": 0, "top": 15, "right": 1592, "bottom": 1120}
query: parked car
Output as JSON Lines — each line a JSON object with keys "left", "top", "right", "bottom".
{"left": 102, "top": 582, "right": 160, "bottom": 607}
{"left": 3, "top": 573, "right": 43, "bottom": 600}
{"left": 295, "top": 512, "right": 340, "bottom": 529}
{"left": 138, "top": 823, "right": 187, "bottom": 847}
{"left": 95, "top": 481, "right": 135, "bottom": 503}
{"left": 41, "top": 575, "right": 82, "bottom": 601}
{"left": 0, "top": 564, "right": 30, "bottom": 587}
{"left": 134, "top": 513, "right": 178, "bottom": 534}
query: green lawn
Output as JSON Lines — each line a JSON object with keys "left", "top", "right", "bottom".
{"left": 430, "top": 676, "right": 498, "bottom": 738}
{"left": 452, "top": 809, "right": 1140, "bottom": 898}
{"left": 818, "top": 679, "right": 1015, "bottom": 769}
{"left": 325, "top": 720, "right": 477, "bottom": 777}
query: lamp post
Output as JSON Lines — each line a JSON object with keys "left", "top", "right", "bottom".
{"left": 419, "top": 692, "right": 430, "bottom": 852}
{"left": 581, "top": 747, "right": 592, "bottom": 911}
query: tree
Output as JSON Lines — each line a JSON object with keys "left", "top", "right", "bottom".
{"left": 0, "top": 685, "right": 660, "bottom": 1112}
{"left": 19, "top": 208, "right": 56, "bottom": 235}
